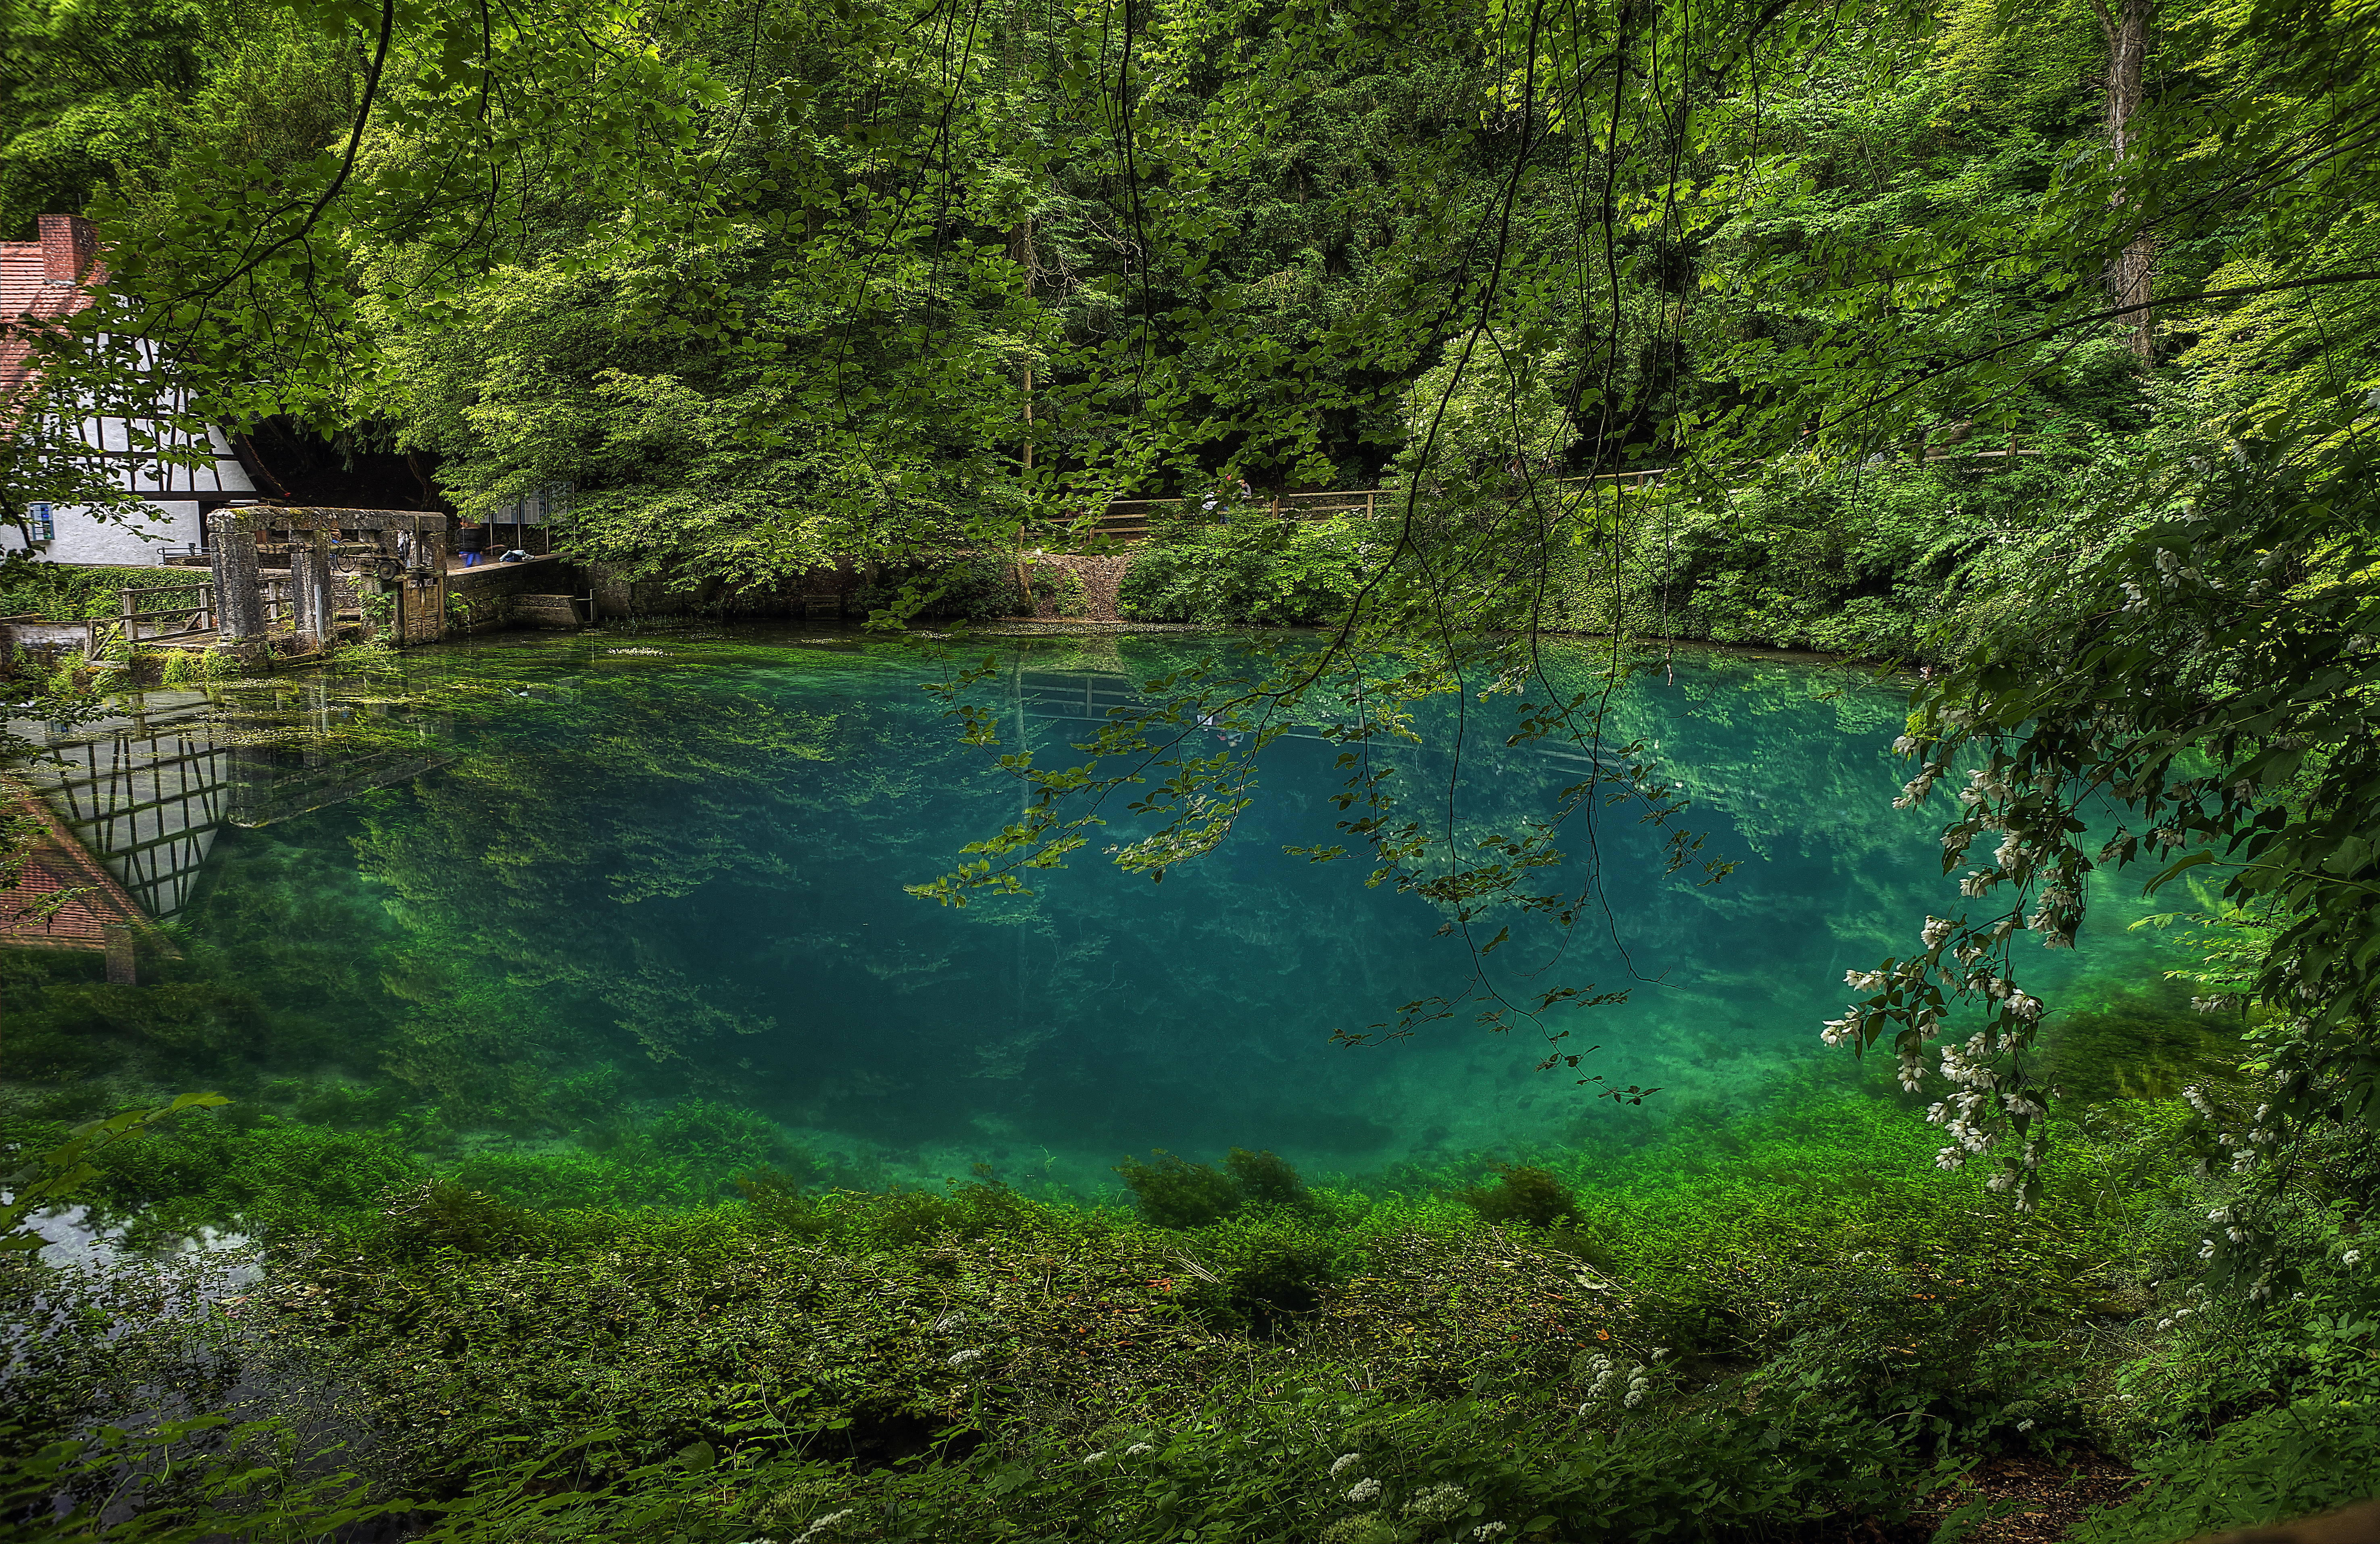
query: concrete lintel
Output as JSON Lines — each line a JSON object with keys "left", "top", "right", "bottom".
{"left": 209, "top": 505, "right": 448, "bottom": 536}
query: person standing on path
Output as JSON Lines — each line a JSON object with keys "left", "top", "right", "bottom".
{"left": 457, "top": 521, "right": 489, "bottom": 567}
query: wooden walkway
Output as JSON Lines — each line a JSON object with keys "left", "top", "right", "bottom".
{"left": 1089, "top": 433, "right": 2068, "bottom": 542}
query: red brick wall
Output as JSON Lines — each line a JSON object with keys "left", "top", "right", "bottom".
{"left": 36, "top": 213, "right": 98, "bottom": 284}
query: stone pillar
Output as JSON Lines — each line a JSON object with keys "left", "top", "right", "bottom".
{"left": 294, "top": 531, "right": 335, "bottom": 647}
{"left": 393, "top": 520, "right": 448, "bottom": 644}
{"left": 224, "top": 740, "right": 279, "bottom": 826}
{"left": 207, "top": 509, "right": 263, "bottom": 640}
{"left": 421, "top": 522, "right": 449, "bottom": 642}
{"left": 103, "top": 923, "right": 136, "bottom": 986}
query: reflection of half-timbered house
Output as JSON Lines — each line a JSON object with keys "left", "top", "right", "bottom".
{"left": 1, "top": 214, "right": 260, "bottom": 565}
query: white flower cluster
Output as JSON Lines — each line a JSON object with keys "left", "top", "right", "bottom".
{"left": 1124, "top": 1442, "right": 1156, "bottom": 1457}
{"left": 1623, "top": 1365, "right": 1652, "bottom": 1409}
{"left": 1082, "top": 1451, "right": 1109, "bottom": 1466}
{"left": 2151, "top": 546, "right": 2220, "bottom": 594}
{"left": 1960, "top": 766, "right": 2012, "bottom": 810}
{"left": 946, "top": 1348, "right": 985, "bottom": 1369}
{"left": 1840, "top": 739, "right": 2092, "bottom": 1203}
{"left": 1923, "top": 1027, "right": 1999, "bottom": 1161}
{"left": 2120, "top": 580, "right": 2147, "bottom": 612}
{"left": 2199, "top": 1204, "right": 2254, "bottom": 1245}
{"left": 1578, "top": 1353, "right": 1616, "bottom": 1406}
{"left": 1329, "top": 1452, "right": 1363, "bottom": 1478}
{"left": 1403, "top": 1484, "right": 1472, "bottom": 1523}
{"left": 791, "top": 1509, "right": 854, "bottom": 1544}
{"left": 2346, "top": 1249, "right": 2364, "bottom": 1266}
{"left": 1927, "top": 1032, "right": 2044, "bottom": 1200}
{"left": 1345, "top": 1477, "right": 1383, "bottom": 1503}
{"left": 1475, "top": 1526, "right": 1510, "bottom": 1541}
{"left": 932, "top": 1311, "right": 966, "bottom": 1333}
{"left": 2026, "top": 882, "right": 2079, "bottom": 948}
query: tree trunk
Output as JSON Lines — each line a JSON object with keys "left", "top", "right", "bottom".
{"left": 2093, "top": 0, "right": 2155, "bottom": 361}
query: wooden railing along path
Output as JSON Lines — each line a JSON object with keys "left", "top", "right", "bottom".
{"left": 85, "top": 575, "right": 296, "bottom": 656}
{"left": 1089, "top": 429, "right": 2067, "bottom": 542}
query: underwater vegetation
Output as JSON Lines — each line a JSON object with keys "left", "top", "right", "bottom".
{"left": 1461, "top": 1165, "right": 1579, "bottom": 1228}
{"left": 1114, "top": 1146, "right": 1314, "bottom": 1227}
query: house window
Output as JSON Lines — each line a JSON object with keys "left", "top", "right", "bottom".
{"left": 27, "top": 502, "right": 54, "bottom": 542}
{"left": 496, "top": 483, "right": 572, "bottom": 525}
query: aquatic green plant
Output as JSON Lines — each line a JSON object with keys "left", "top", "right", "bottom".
{"left": 43, "top": 649, "right": 83, "bottom": 694}
{"left": 158, "top": 646, "right": 233, "bottom": 686}
{"left": 1117, "top": 1147, "right": 1314, "bottom": 1227}
{"left": 1224, "top": 1146, "right": 1310, "bottom": 1209}
{"left": 1461, "top": 1165, "right": 1577, "bottom": 1228}
{"left": 377, "top": 1179, "right": 545, "bottom": 1258}
{"left": 2044, "top": 1008, "right": 2243, "bottom": 1106}
{"left": 1, "top": 1092, "right": 228, "bottom": 1251}
{"left": 1116, "top": 1150, "right": 1242, "bottom": 1227}
{"left": 1188, "top": 1238, "right": 1338, "bottom": 1340}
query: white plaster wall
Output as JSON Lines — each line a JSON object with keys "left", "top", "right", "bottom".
{"left": 13, "top": 502, "right": 207, "bottom": 566}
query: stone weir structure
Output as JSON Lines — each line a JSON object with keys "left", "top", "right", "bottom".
{"left": 207, "top": 504, "right": 451, "bottom": 649}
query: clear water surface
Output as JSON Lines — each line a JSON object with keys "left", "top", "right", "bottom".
{"left": 5, "top": 627, "right": 2186, "bottom": 1202}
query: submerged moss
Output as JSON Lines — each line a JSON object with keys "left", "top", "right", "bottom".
{"left": 2045, "top": 1007, "right": 2245, "bottom": 1105}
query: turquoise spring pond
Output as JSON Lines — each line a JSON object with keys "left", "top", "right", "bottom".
{"left": 8, "top": 627, "right": 2188, "bottom": 1203}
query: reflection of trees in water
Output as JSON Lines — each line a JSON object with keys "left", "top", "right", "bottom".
{"left": 351, "top": 673, "right": 945, "bottom": 1120}
{"left": 325, "top": 641, "right": 1955, "bottom": 1159}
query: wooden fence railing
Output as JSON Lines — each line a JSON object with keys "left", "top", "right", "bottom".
{"left": 88, "top": 575, "right": 293, "bottom": 655}
{"left": 1089, "top": 431, "right": 2071, "bottom": 541}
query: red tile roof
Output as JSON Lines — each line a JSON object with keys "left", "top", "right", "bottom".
{"left": 0, "top": 778, "right": 158, "bottom": 954}
{"left": 0, "top": 222, "right": 99, "bottom": 417}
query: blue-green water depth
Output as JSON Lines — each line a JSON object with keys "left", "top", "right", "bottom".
{"left": 4, "top": 628, "right": 2190, "bottom": 1209}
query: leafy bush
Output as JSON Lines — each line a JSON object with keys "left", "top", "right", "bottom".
{"left": 1536, "top": 443, "right": 2128, "bottom": 660}
{"left": 0, "top": 563, "right": 166, "bottom": 622}
{"left": 2069, "top": 1401, "right": 2380, "bottom": 1544}
{"left": 1117, "top": 516, "right": 1373, "bottom": 625}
